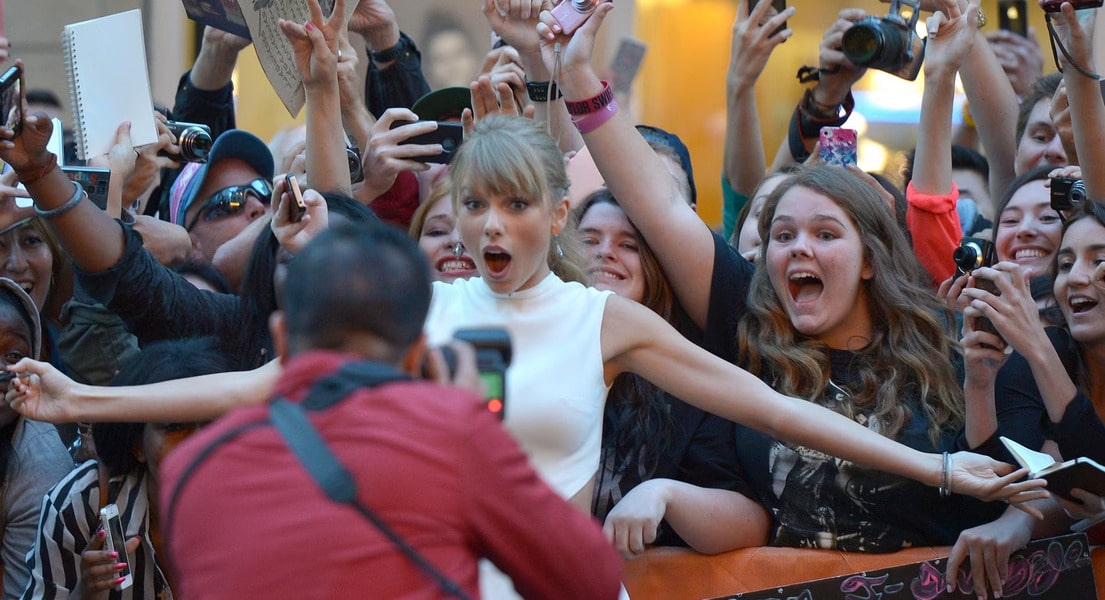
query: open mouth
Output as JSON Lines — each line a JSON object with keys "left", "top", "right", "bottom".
{"left": 788, "top": 272, "right": 824, "bottom": 303}
{"left": 483, "top": 251, "right": 511, "bottom": 277}
{"left": 1070, "top": 296, "right": 1099, "bottom": 315}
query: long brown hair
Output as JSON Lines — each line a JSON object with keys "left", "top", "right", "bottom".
{"left": 738, "top": 165, "right": 963, "bottom": 443}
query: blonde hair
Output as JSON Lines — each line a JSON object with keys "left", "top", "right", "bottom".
{"left": 408, "top": 181, "right": 451, "bottom": 240}
{"left": 449, "top": 115, "right": 587, "bottom": 284}
{"left": 737, "top": 165, "right": 963, "bottom": 444}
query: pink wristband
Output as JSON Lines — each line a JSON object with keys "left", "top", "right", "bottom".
{"left": 572, "top": 99, "right": 619, "bottom": 134}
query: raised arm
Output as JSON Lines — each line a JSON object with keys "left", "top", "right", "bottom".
{"left": 723, "top": 0, "right": 795, "bottom": 197}
{"left": 538, "top": 3, "right": 717, "bottom": 327}
{"left": 1049, "top": 1, "right": 1105, "bottom": 198}
{"left": 279, "top": 0, "right": 353, "bottom": 196}
{"left": 484, "top": 0, "right": 584, "bottom": 154}
{"left": 908, "top": 0, "right": 976, "bottom": 284}
{"left": 769, "top": 9, "right": 868, "bottom": 169}
{"left": 598, "top": 293, "right": 1047, "bottom": 505}
{"left": 957, "top": 22, "right": 1020, "bottom": 197}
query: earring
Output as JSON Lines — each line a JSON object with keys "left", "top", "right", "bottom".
{"left": 452, "top": 242, "right": 463, "bottom": 259}
{"left": 555, "top": 235, "right": 564, "bottom": 259}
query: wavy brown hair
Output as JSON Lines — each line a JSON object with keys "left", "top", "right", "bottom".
{"left": 450, "top": 115, "right": 587, "bottom": 285}
{"left": 737, "top": 165, "right": 963, "bottom": 444}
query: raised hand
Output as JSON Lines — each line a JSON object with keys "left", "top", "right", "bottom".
{"left": 278, "top": 0, "right": 347, "bottom": 89}
{"left": 462, "top": 75, "right": 535, "bottom": 135}
{"left": 924, "top": 0, "right": 981, "bottom": 77}
{"left": 985, "top": 29, "right": 1044, "bottom": 96}
{"left": 271, "top": 178, "right": 329, "bottom": 255}
{"left": 813, "top": 9, "right": 870, "bottom": 108}
{"left": 348, "top": 0, "right": 398, "bottom": 50}
{"left": 535, "top": 0, "right": 615, "bottom": 95}
{"left": 483, "top": 0, "right": 548, "bottom": 56}
{"left": 728, "top": 0, "right": 795, "bottom": 93}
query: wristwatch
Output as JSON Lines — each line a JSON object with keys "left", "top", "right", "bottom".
{"left": 526, "top": 80, "right": 562, "bottom": 102}
{"left": 370, "top": 34, "right": 412, "bottom": 65}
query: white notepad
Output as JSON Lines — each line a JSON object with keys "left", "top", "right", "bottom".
{"left": 62, "top": 9, "right": 157, "bottom": 161}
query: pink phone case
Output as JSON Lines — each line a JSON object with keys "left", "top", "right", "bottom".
{"left": 819, "top": 127, "right": 858, "bottom": 168}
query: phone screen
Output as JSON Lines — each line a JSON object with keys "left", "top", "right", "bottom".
{"left": 100, "top": 505, "right": 133, "bottom": 589}
{"left": 284, "top": 173, "right": 306, "bottom": 223}
{"left": 62, "top": 167, "right": 111, "bottom": 210}
{"left": 998, "top": 0, "right": 1027, "bottom": 36}
{"left": 481, "top": 371, "right": 505, "bottom": 420}
{"left": 0, "top": 65, "right": 23, "bottom": 134}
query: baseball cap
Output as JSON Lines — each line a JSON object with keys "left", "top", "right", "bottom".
{"left": 169, "top": 129, "right": 274, "bottom": 227}
{"left": 636, "top": 124, "right": 697, "bottom": 207}
{"left": 411, "top": 87, "right": 472, "bottom": 122}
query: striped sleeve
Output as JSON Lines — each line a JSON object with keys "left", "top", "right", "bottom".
{"left": 20, "top": 461, "right": 99, "bottom": 600}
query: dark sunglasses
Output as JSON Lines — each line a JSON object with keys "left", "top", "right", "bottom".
{"left": 186, "top": 178, "right": 272, "bottom": 232}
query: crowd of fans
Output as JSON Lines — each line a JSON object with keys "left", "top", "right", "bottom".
{"left": 0, "top": 0, "right": 1102, "bottom": 598}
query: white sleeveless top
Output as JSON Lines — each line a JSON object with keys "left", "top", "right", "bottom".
{"left": 426, "top": 273, "right": 612, "bottom": 499}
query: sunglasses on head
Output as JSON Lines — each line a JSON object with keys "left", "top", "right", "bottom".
{"left": 186, "top": 178, "right": 272, "bottom": 232}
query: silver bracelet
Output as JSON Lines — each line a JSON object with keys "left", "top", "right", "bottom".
{"left": 939, "top": 452, "right": 952, "bottom": 499}
{"left": 34, "top": 181, "right": 85, "bottom": 220}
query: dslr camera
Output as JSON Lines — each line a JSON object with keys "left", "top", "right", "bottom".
{"left": 952, "top": 237, "right": 1003, "bottom": 348}
{"left": 1050, "top": 177, "right": 1085, "bottom": 211}
{"left": 841, "top": 0, "right": 926, "bottom": 80}
{"left": 159, "top": 121, "right": 212, "bottom": 163}
{"left": 424, "top": 328, "right": 511, "bottom": 421}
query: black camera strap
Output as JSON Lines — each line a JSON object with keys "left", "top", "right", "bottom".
{"left": 165, "top": 361, "right": 471, "bottom": 600}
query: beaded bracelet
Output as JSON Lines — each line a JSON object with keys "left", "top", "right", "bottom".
{"left": 14, "top": 153, "right": 58, "bottom": 186}
{"left": 572, "top": 98, "right": 619, "bottom": 134}
{"left": 35, "top": 181, "right": 85, "bottom": 220}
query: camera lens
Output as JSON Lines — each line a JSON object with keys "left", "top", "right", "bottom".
{"left": 1071, "top": 180, "right": 1086, "bottom": 205}
{"left": 842, "top": 22, "right": 884, "bottom": 65}
{"left": 178, "top": 129, "right": 213, "bottom": 163}
{"left": 571, "top": 0, "right": 600, "bottom": 11}
{"left": 952, "top": 243, "right": 983, "bottom": 272}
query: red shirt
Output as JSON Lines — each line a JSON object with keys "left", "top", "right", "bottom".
{"left": 161, "top": 351, "right": 622, "bottom": 599}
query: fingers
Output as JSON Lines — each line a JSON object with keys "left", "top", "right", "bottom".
{"left": 945, "top": 539, "right": 966, "bottom": 593}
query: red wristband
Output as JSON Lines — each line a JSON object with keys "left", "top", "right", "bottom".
{"left": 572, "top": 99, "right": 619, "bottom": 134}
{"left": 564, "top": 81, "right": 615, "bottom": 117}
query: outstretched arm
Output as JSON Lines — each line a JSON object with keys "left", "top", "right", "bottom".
{"left": 1049, "top": 1, "right": 1105, "bottom": 199}
{"left": 598, "top": 294, "right": 1047, "bottom": 506}
{"left": 4, "top": 358, "right": 279, "bottom": 423}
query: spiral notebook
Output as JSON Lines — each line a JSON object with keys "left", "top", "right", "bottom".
{"left": 62, "top": 9, "right": 157, "bottom": 161}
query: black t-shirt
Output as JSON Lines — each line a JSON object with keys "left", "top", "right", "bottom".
{"left": 705, "top": 233, "right": 1004, "bottom": 552}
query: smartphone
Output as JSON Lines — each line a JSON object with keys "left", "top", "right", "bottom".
{"left": 1041, "top": 0, "right": 1102, "bottom": 12}
{"left": 390, "top": 121, "right": 464, "bottom": 165}
{"left": 0, "top": 65, "right": 23, "bottom": 135}
{"left": 750, "top": 0, "right": 787, "bottom": 37}
{"left": 62, "top": 166, "right": 110, "bottom": 210}
{"left": 999, "top": 0, "right": 1028, "bottom": 36}
{"left": 99, "top": 504, "right": 133, "bottom": 591}
{"left": 609, "top": 38, "right": 648, "bottom": 96}
{"left": 284, "top": 173, "right": 306, "bottom": 223}
{"left": 819, "top": 127, "right": 858, "bottom": 168}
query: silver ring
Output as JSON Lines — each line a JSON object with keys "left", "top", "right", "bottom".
{"left": 337, "top": 48, "right": 343, "bottom": 59}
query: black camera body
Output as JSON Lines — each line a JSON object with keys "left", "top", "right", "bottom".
{"left": 426, "top": 328, "right": 511, "bottom": 421}
{"left": 841, "top": 0, "right": 925, "bottom": 80}
{"left": 1050, "top": 177, "right": 1085, "bottom": 211}
{"left": 159, "top": 121, "right": 212, "bottom": 163}
{"left": 952, "top": 237, "right": 1004, "bottom": 348}
{"left": 346, "top": 145, "right": 364, "bottom": 184}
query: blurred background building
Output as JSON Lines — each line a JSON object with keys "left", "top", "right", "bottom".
{"left": 4, "top": 1, "right": 1068, "bottom": 228}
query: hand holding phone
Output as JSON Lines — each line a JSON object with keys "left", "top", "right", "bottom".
{"left": 99, "top": 504, "right": 134, "bottom": 591}
{"left": 0, "top": 64, "right": 23, "bottom": 135}
{"left": 389, "top": 121, "right": 464, "bottom": 165}
{"left": 284, "top": 173, "right": 306, "bottom": 223}
{"left": 819, "top": 127, "right": 858, "bottom": 168}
